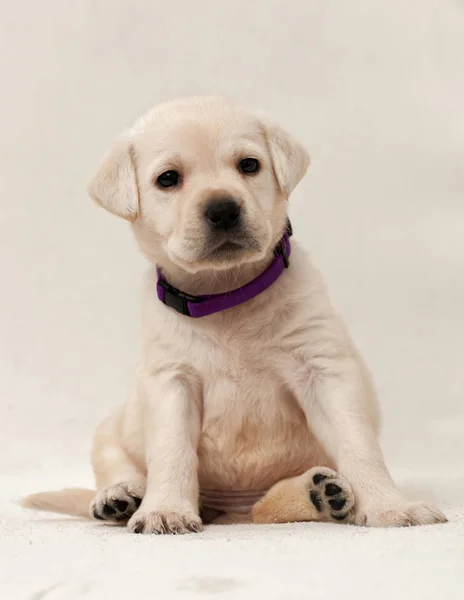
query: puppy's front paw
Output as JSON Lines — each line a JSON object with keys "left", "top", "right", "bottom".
{"left": 358, "top": 501, "right": 447, "bottom": 528}
{"left": 128, "top": 507, "right": 203, "bottom": 535}
{"left": 91, "top": 481, "right": 144, "bottom": 523}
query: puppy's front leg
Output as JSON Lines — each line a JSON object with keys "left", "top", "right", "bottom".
{"left": 279, "top": 328, "right": 447, "bottom": 527}
{"left": 128, "top": 368, "right": 203, "bottom": 534}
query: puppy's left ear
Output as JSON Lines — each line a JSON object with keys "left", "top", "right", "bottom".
{"left": 262, "top": 120, "right": 310, "bottom": 197}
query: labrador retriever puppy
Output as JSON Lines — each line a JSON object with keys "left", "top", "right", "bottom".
{"left": 22, "top": 96, "right": 447, "bottom": 533}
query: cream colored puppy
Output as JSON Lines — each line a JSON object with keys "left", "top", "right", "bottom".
{"left": 22, "top": 96, "right": 447, "bottom": 533}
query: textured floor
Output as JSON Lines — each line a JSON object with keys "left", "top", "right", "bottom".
{"left": 1, "top": 468, "right": 464, "bottom": 600}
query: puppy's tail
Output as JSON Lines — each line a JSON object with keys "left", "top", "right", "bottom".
{"left": 19, "top": 488, "right": 95, "bottom": 519}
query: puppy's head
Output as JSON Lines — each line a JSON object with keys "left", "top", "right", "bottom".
{"left": 88, "top": 97, "right": 309, "bottom": 273}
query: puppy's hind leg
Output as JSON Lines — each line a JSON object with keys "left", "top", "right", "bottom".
{"left": 90, "top": 414, "right": 146, "bottom": 523}
{"left": 252, "top": 467, "right": 355, "bottom": 525}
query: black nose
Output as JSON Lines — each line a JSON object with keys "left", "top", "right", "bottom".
{"left": 205, "top": 198, "right": 241, "bottom": 231}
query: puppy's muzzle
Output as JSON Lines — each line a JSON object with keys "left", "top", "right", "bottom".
{"left": 204, "top": 196, "right": 241, "bottom": 232}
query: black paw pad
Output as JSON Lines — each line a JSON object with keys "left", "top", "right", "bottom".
{"left": 132, "top": 521, "right": 145, "bottom": 534}
{"left": 92, "top": 488, "right": 144, "bottom": 522}
{"left": 102, "top": 504, "right": 116, "bottom": 516}
{"left": 309, "top": 471, "right": 354, "bottom": 524}
{"left": 325, "top": 483, "right": 342, "bottom": 497}
{"left": 114, "top": 500, "right": 128, "bottom": 512}
{"left": 310, "top": 490, "right": 323, "bottom": 512}
{"left": 92, "top": 508, "right": 104, "bottom": 520}
{"left": 331, "top": 513, "right": 347, "bottom": 521}
{"left": 312, "top": 473, "right": 328, "bottom": 486}
{"left": 329, "top": 498, "right": 347, "bottom": 511}
{"left": 115, "top": 514, "right": 128, "bottom": 522}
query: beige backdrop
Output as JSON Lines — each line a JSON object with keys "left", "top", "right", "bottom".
{"left": 0, "top": 2, "right": 463, "bottom": 598}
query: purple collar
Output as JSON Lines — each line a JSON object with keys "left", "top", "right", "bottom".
{"left": 157, "top": 220, "right": 292, "bottom": 318}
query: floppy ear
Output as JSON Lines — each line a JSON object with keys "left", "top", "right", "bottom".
{"left": 88, "top": 139, "right": 139, "bottom": 221}
{"left": 263, "top": 120, "right": 310, "bottom": 197}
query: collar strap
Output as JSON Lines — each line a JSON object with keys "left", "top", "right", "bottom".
{"left": 157, "top": 220, "right": 293, "bottom": 318}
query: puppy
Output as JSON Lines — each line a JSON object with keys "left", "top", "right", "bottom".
{"left": 22, "top": 96, "right": 447, "bottom": 533}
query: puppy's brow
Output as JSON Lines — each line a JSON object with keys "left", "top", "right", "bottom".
{"left": 230, "top": 141, "right": 266, "bottom": 160}
{"left": 234, "top": 131, "right": 265, "bottom": 142}
{"left": 148, "top": 152, "right": 184, "bottom": 174}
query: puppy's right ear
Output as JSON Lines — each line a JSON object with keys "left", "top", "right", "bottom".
{"left": 88, "top": 139, "right": 139, "bottom": 222}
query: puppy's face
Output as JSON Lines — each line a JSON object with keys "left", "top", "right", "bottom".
{"left": 89, "top": 97, "right": 309, "bottom": 273}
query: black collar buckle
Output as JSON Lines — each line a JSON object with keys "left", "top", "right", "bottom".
{"left": 285, "top": 218, "right": 293, "bottom": 238}
{"left": 158, "top": 279, "right": 200, "bottom": 316}
{"left": 274, "top": 241, "right": 290, "bottom": 268}
{"left": 273, "top": 218, "right": 292, "bottom": 268}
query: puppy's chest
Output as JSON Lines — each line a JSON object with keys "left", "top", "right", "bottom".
{"left": 202, "top": 354, "right": 278, "bottom": 415}
{"left": 192, "top": 335, "right": 318, "bottom": 490}
{"left": 193, "top": 331, "right": 278, "bottom": 410}
{"left": 190, "top": 330, "right": 288, "bottom": 432}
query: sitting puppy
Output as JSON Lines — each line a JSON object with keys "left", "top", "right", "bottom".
{"left": 22, "top": 96, "right": 447, "bottom": 533}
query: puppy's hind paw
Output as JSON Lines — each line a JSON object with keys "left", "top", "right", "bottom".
{"left": 91, "top": 481, "right": 144, "bottom": 523}
{"left": 306, "top": 467, "right": 356, "bottom": 524}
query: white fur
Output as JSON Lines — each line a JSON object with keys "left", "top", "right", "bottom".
{"left": 21, "top": 96, "right": 446, "bottom": 533}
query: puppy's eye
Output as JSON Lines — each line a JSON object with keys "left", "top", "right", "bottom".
{"left": 156, "top": 170, "right": 180, "bottom": 188}
{"left": 238, "top": 158, "right": 260, "bottom": 175}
